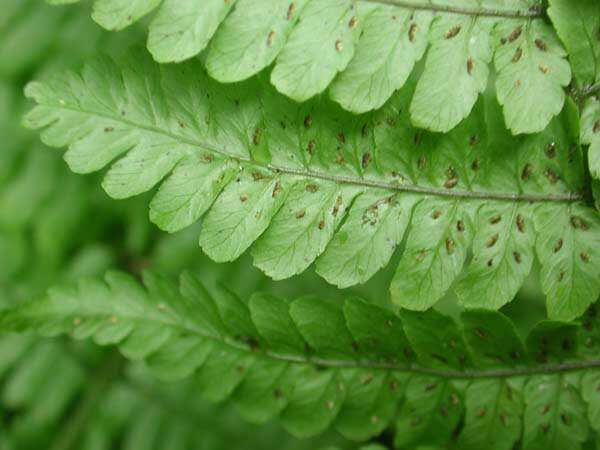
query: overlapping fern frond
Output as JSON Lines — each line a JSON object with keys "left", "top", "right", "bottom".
{"left": 24, "top": 52, "right": 600, "bottom": 320}
{"left": 41, "top": 0, "right": 582, "bottom": 135}
{"left": 1, "top": 269, "right": 599, "bottom": 449}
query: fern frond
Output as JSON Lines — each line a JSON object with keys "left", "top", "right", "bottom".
{"left": 1, "top": 269, "right": 600, "bottom": 448}
{"left": 547, "top": 0, "right": 600, "bottom": 88}
{"left": 0, "top": 337, "right": 341, "bottom": 450}
{"left": 23, "top": 52, "right": 600, "bottom": 321}
{"left": 582, "top": 98, "right": 600, "bottom": 181}
{"left": 547, "top": 0, "right": 600, "bottom": 182}
{"left": 42, "top": 0, "right": 573, "bottom": 134}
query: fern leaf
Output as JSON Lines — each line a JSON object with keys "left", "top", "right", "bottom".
{"left": 92, "top": 0, "right": 161, "bottom": 31}
{"left": 522, "top": 321, "right": 589, "bottom": 449}
{"left": 2, "top": 270, "right": 600, "bottom": 447}
{"left": 454, "top": 202, "right": 536, "bottom": 310}
{"left": 269, "top": 0, "right": 359, "bottom": 103}
{"left": 493, "top": 19, "right": 571, "bottom": 135}
{"left": 0, "top": 339, "right": 334, "bottom": 450}
{"left": 147, "top": 0, "right": 235, "bottom": 63}
{"left": 459, "top": 378, "right": 523, "bottom": 450}
{"left": 316, "top": 191, "right": 418, "bottom": 288}
{"left": 534, "top": 203, "right": 600, "bottom": 320}
{"left": 328, "top": 6, "right": 431, "bottom": 114}
{"left": 548, "top": 0, "right": 600, "bottom": 180}
{"left": 42, "top": 0, "right": 574, "bottom": 134}
{"left": 23, "top": 51, "right": 600, "bottom": 321}
{"left": 580, "top": 305, "right": 600, "bottom": 436}
{"left": 389, "top": 198, "right": 473, "bottom": 311}
{"left": 395, "top": 375, "right": 463, "bottom": 448}
{"left": 458, "top": 310, "right": 526, "bottom": 449}
{"left": 547, "top": 0, "right": 600, "bottom": 87}
{"left": 205, "top": 0, "right": 307, "bottom": 83}
{"left": 409, "top": 14, "right": 494, "bottom": 132}
{"left": 523, "top": 374, "right": 588, "bottom": 450}
{"left": 581, "top": 98, "right": 600, "bottom": 180}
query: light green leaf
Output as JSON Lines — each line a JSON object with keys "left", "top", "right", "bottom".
{"left": 205, "top": 0, "right": 309, "bottom": 83}
{"left": 252, "top": 182, "right": 359, "bottom": 280}
{"left": 581, "top": 98, "right": 600, "bottom": 180}
{"left": 547, "top": 0, "right": 600, "bottom": 85}
{"left": 494, "top": 19, "right": 571, "bottom": 134}
{"left": 92, "top": 0, "right": 160, "bottom": 31}
{"left": 199, "top": 170, "right": 289, "bottom": 262}
{"left": 270, "top": 0, "right": 359, "bottom": 102}
{"left": 410, "top": 15, "right": 494, "bottom": 132}
{"left": 329, "top": 6, "right": 432, "bottom": 113}
{"left": 390, "top": 198, "right": 473, "bottom": 310}
{"left": 455, "top": 202, "right": 536, "bottom": 310}
{"left": 534, "top": 203, "right": 600, "bottom": 321}
{"left": 316, "top": 191, "right": 417, "bottom": 288}
{"left": 147, "top": 0, "right": 236, "bottom": 63}
{"left": 149, "top": 155, "right": 237, "bottom": 233}
{"left": 45, "top": 0, "right": 573, "bottom": 136}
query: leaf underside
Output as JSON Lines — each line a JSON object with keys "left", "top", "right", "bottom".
{"left": 23, "top": 52, "right": 600, "bottom": 321}
{"left": 1, "top": 270, "right": 600, "bottom": 449}
{"left": 44, "top": 0, "right": 571, "bottom": 134}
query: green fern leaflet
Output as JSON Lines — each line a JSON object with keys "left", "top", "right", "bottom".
{"left": 43, "top": 0, "right": 575, "bottom": 135}
{"left": 2, "top": 270, "right": 600, "bottom": 449}
{"left": 24, "top": 52, "right": 600, "bottom": 321}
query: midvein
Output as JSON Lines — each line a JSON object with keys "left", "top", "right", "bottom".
{"left": 255, "top": 348, "right": 600, "bottom": 379}
{"left": 167, "top": 315, "right": 600, "bottom": 379}
{"left": 53, "top": 104, "right": 582, "bottom": 203}
{"left": 42, "top": 307, "right": 600, "bottom": 382}
{"left": 360, "top": 0, "right": 544, "bottom": 19}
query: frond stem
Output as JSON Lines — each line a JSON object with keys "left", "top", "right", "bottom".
{"left": 360, "top": 0, "right": 544, "bottom": 19}
{"left": 23, "top": 310, "right": 600, "bottom": 384}
{"left": 265, "top": 164, "right": 581, "bottom": 203}
{"left": 263, "top": 351, "right": 600, "bottom": 379}
{"left": 581, "top": 82, "right": 600, "bottom": 98}
{"left": 213, "top": 326, "right": 600, "bottom": 378}
{"left": 156, "top": 316, "right": 600, "bottom": 378}
{"left": 52, "top": 105, "right": 583, "bottom": 204}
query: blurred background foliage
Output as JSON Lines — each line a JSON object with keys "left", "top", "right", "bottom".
{"left": 0, "top": 1, "right": 551, "bottom": 448}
